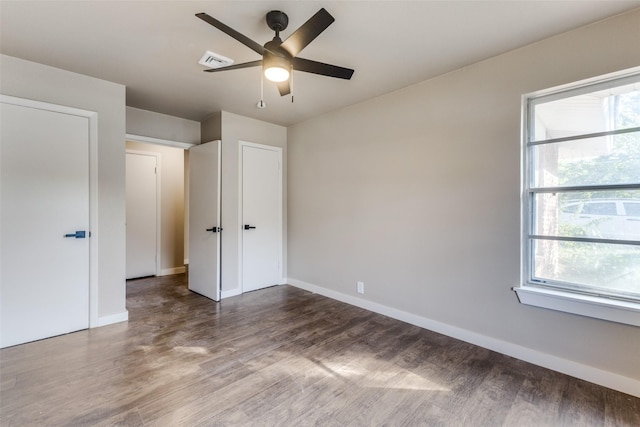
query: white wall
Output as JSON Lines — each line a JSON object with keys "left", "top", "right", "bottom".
{"left": 287, "top": 10, "right": 640, "bottom": 394}
{"left": 201, "top": 111, "right": 287, "bottom": 293}
{"left": 126, "top": 141, "right": 185, "bottom": 275}
{"left": 1, "top": 54, "right": 127, "bottom": 321}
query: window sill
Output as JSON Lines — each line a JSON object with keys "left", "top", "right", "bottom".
{"left": 513, "top": 286, "right": 640, "bottom": 327}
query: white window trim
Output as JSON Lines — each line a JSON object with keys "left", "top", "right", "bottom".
{"left": 514, "top": 286, "right": 640, "bottom": 326}
{"left": 516, "top": 66, "right": 640, "bottom": 326}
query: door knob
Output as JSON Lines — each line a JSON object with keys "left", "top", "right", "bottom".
{"left": 206, "top": 227, "right": 222, "bottom": 232}
{"left": 244, "top": 224, "right": 256, "bottom": 230}
{"left": 64, "top": 230, "right": 86, "bottom": 239}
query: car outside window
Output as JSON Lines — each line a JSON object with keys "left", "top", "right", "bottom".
{"left": 623, "top": 202, "right": 640, "bottom": 217}
{"left": 582, "top": 202, "right": 617, "bottom": 216}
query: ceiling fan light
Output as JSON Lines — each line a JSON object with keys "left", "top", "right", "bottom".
{"left": 263, "top": 53, "right": 290, "bottom": 82}
{"left": 264, "top": 66, "right": 290, "bottom": 82}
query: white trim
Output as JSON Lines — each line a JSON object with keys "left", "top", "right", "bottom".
{"left": 238, "top": 141, "right": 284, "bottom": 293}
{"left": 514, "top": 286, "right": 640, "bottom": 327}
{"left": 88, "top": 107, "right": 99, "bottom": 329}
{"left": 221, "top": 288, "right": 242, "bottom": 299}
{"left": 0, "top": 95, "right": 100, "bottom": 329}
{"left": 126, "top": 133, "right": 196, "bottom": 150}
{"left": 525, "top": 65, "right": 640, "bottom": 100}
{"left": 97, "top": 310, "right": 129, "bottom": 327}
{"left": 158, "top": 266, "right": 186, "bottom": 276}
{"left": 126, "top": 150, "right": 162, "bottom": 278}
{"left": 287, "top": 277, "right": 640, "bottom": 398}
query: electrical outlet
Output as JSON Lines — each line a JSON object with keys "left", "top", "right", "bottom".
{"left": 357, "top": 281, "right": 364, "bottom": 294}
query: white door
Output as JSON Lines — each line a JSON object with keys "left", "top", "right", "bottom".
{"left": 126, "top": 152, "right": 158, "bottom": 279}
{"left": 241, "top": 143, "right": 283, "bottom": 293}
{"left": 188, "top": 141, "right": 221, "bottom": 301}
{"left": 1, "top": 101, "right": 90, "bottom": 348}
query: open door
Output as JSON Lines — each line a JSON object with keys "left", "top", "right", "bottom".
{"left": 188, "top": 141, "right": 221, "bottom": 301}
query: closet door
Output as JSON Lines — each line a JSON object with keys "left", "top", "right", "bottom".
{"left": 188, "top": 141, "right": 221, "bottom": 301}
{"left": 241, "top": 142, "right": 283, "bottom": 292}
{"left": 1, "top": 99, "right": 90, "bottom": 347}
{"left": 126, "top": 152, "right": 159, "bottom": 279}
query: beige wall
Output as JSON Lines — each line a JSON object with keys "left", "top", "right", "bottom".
{"left": 126, "top": 141, "right": 185, "bottom": 274}
{"left": 287, "top": 9, "right": 640, "bottom": 388}
{"left": 126, "top": 106, "right": 200, "bottom": 144}
{"left": 1, "top": 54, "right": 127, "bottom": 321}
{"left": 201, "top": 111, "right": 222, "bottom": 143}
{"left": 184, "top": 150, "right": 190, "bottom": 263}
{"left": 201, "top": 111, "right": 287, "bottom": 293}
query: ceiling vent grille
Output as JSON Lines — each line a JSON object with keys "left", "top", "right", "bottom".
{"left": 198, "top": 51, "right": 234, "bottom": 68}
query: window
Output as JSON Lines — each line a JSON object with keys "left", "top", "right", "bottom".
{"left": 515, "top": 68, "right": 640, "bottom": 326}
{"left": 624, "top": 201, "right": 640, "bottom": 217}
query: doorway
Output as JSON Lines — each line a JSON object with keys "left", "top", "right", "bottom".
{"left": 125, "top": 139, "right": 188, "bottom": 279}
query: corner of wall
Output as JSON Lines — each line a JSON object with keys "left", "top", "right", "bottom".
{"left": 201, "top": 111, "right": 222, "bottom": 143}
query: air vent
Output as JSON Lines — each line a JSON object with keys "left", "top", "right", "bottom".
{"left": 198, "top": 50, "right": 234, "bottom": 68}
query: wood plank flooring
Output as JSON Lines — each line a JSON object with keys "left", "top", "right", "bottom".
{"left": 1, "top": 273, "right": 639, "bottom": 426}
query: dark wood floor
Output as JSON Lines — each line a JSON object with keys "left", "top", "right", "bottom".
{"left": 1, "top": 273, "right": 639, "bottom": 426}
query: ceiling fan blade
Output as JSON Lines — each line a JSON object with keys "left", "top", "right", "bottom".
{"left": 203, "top": 60, "right": 262, "bottom": 73}
{"left": 293, "top": 57, "right": 354, "bottom": 80}
{"left": 279, "top": 8, "right": 334, "bottom": 58}
{"left": 277, "top": 80, "right": 291, "bottom": 96}
{"left": 196, "top": 13, "right": 265, "bottom": 56}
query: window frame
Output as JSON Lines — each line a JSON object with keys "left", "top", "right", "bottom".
{"left": 514, "top": 67, "right": 640, "bottom": 327}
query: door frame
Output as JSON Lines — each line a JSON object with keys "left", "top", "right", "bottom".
{"left": 125, "top": 149, "right": 161, "bottom": 278}
{"left": 0, "top": 94, "right": 99, "bottom": 328}
{"left": 238, "top": 141, "right": 284, "bottom": 293}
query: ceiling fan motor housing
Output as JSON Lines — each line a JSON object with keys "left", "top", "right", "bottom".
{"left": 266, "top": 10, "right": 289, "bottom": 33}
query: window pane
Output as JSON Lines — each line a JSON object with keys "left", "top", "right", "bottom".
{"left": 531, "top": 85, "right": 640, "bottom": 142}
{"left": 531, "top": 131, "right": 640, "bottom": 187}
{"left": 623, "top": 202, "right": 640, "bottom": 217}
{"left": 532, "top": 239, "right": 640, "bottom": 297}
{"left": 533, "top": 191, "right": 640, "bottom": 241}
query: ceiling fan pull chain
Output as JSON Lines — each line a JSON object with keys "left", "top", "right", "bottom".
{"left": 257, "top": 68, "right": 267, "bottom": 109}
{"left": 291, "top": 67, "right": 294, "bottom": 103}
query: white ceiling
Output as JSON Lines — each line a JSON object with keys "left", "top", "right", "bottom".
{"left": 2, "top": 1, "right": 639, "bottom": 127}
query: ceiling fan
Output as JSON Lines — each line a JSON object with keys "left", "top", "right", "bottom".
{"left": 196, "top": 8, "right": 354, "bottom": 96}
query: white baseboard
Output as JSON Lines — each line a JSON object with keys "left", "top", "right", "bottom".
{"left": 96, "top": 310, "right": 129, "bottom": 327}
{"left": 221, "top": 288, "right": 242, "bottom": 299}
{"left": 286, "top": 277, "right": 640, "bottom": 398}
{"left": 158, "top": 266, "right": 186, "bottom": 276}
